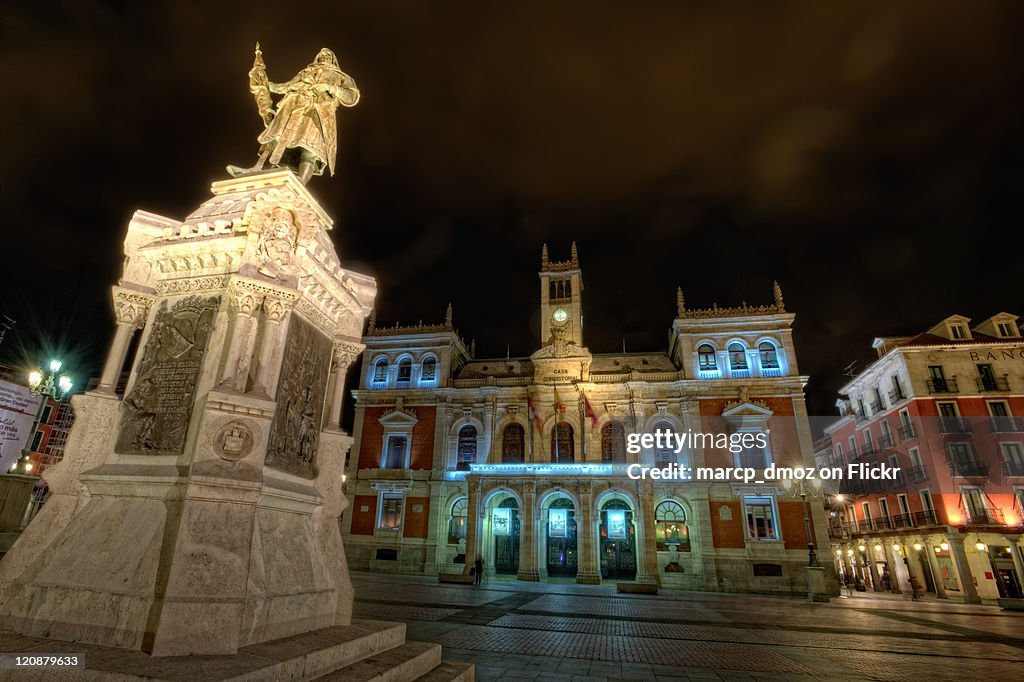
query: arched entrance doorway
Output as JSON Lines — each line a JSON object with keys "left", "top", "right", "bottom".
{"left": 492, "top": 497, "right": 520, "bottom": 574}
{"left": 546, "top": 498, "right": 578, "bottom": 577}
{"left": 599, "top": 498, "right": 636, "bottom": 580}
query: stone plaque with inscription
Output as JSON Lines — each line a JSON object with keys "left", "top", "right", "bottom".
{"left": 265, "top": 314, "right": 332, "bottom": 477}
{"left": 116, "top": 295, "right": 220, "bottom": 455}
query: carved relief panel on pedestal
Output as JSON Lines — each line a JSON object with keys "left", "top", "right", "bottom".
{"left": 116, "top": 295, "right": 221, "bottom": 455}
{"left": 265, "top": 314, "right": 332, "bottom": 477}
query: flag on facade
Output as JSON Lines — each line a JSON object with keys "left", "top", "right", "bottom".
{"left": 582, "top": 391, "right": 599, "bottom": 428}
{"left": 553, "top": 385, "right": 566, "bottom": 415}
{"left": 527, "top": 395, "right": 543, "bottom": 432}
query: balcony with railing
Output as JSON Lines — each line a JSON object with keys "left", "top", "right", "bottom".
{"left": 897, "top": 423, "right": 917, "bottom": 441}
{"left": 964, "top": 508, "right": 1006, "bottom": 525}
{"left": 905, "top": 464, "right": 928, "bottom": 483}
{"left": 859, "top": 442, "right": 877, "bottom": 457}
{"left": 1003, "top": 460, "right": 1024, "bottom": 477}
{"left": 890, "top": 510, "right": 939, "bottom": 528}
{"left": 939, "top": 416, "right": 972, "bottom": 434}
{"left": 888, "top": 389, "right": 907, "bottom": 404}
{"left": 976, "top": 375, "right": 1010, "bottom": 392}
{"left": 990, "top": 416, "right": 1024, "bottom": 433}
{"left": 870, "top": 399, "right": 885, "bottom": 414}
{"left": 846, "top": 444, "right": 859, "bottom": 461}
{"left": 877, "top": 433, "right": 895, "bottom": 450}
{"left": 854, "top": 411, "right": 867, "bottom": 424}
{"left": 948, "top": 459, "right": 989, "bottom": 478}
{"left": 926, "top": 377, "right": 959, "bottom": 394}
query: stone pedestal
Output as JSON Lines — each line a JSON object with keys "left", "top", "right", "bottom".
{"left": 0, "top": 171, "right": 377, "bottom": 657}
{"left": 806, "top": 566, "right": 830, "bottom": 603}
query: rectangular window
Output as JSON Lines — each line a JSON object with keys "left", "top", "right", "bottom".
{"left": 30, "top": 430, "right": 43, "bottom": 452}
{"left": 962, "top": 488, "right": 987, "bottom": 522}
{"left": 744, "top": 496, "right": 777, "bottom": 540}
{"left": 997, "top": 322, "right": 1016, "bottom": 337}
{"left": 891, "top": 374, "right": 905, "bottom": 400}
{"left": 988, "top": 401, "right": 1010, "bottom": 418}
{"left": 951, "top": 324, "right": 966, "bottom": 339}
{"left": 1002, "top": 442, "right": 1024, "bottom": 475}
{"left": 382, "top": 436, "right": 407, "bottom": 469}
{"left": 879, "top": 420, "right": 893, "bottom": 447}
{"left": 909, "top": 446, "right": 922, "bottom": 469}
{"left": 835, "top": 443, "right": 844, "bottom": 460}
{"left": 372, "top": 362, "right": 388, "bottom": 383}
{"left": 937, "top": 402, "right": 958, "bottom": 417}
{"left": 861, "top": 502, "right": 873, "bottom": 523}
{"left": 920, "top": 490, "right": 935, "bottom": 513}
{"left": 378, "top": 493, "right": 403, "bottom": 530}
{"left": 878, "top": 498, "right": 891, "bottom": 524}
{"left": 40, "top": 405, "right": 53, "bottom": 423}
{"left": 897, "top": 494, "right": 910, "bottom": 517}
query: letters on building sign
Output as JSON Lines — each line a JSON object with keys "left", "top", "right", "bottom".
{"left": 968, "top": 349, "right": 1024, "bottom": 362}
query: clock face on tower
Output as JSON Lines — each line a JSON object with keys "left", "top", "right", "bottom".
{"left": 552, "top": 307, "right": 569, "bottom": 325}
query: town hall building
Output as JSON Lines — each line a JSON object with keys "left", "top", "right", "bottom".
{"left": 341, "top": 244, "right": 832, "bottom": 594}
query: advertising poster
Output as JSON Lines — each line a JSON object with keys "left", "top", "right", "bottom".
{"left": 0, "top": 379, "right": 41, "bottom": 472}
{"left": 548, "top": 508, "right": 567, "bottom": 538}
{"left": 607, "top": 509, "right": 627, "bottom": 539}
{"left": 492, "top": 507, "right": 511, "bottom": 536}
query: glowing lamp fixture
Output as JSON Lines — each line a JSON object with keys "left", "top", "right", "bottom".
{"left": 49, "top": 359, "right": 62, "bottom": 373}
{"left": 836, "top": 494, "right": 845, "bottom": 502}
{"left": 892, "top": 543, "right": 900, "bottom": 550}
{"left": 976, "top": 541, "right": 987, "bottom": 551}
{"left": 858, "top": 544, "right": 866, "bottom": 552}
{"left": 941, "top": 542, "right": 949, "bottom": 551}
{"left": 836, "top": 550, "right": 842, "bottom": 557}
{"left": 27, "top": 359, "right": 73, "bottom": 400}
{"left": 847, "top": 549, "right": 854, "bottom": 556}
{"left": 28, "top": 371, "right": 42, "bottom": 390}
{"left": 874, "top": 544, "right": 882, "bottom": 552}
{"left": 914, "top": 543, "right": 923, "bottom": 551}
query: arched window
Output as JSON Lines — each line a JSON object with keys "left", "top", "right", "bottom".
{"left": 655, "top": 500, "right": 690, "bottom": 551}
{"left": 502, "top": 424, "right": 525, "bottom": 463}
{"left": 372, "top": 357, "right": 389, "bottom": 384}
{"left": 653, "top": 420, "right": 675, "bottom": 464}
{"left": 728, "top": 343, "right": 748, "bottom": 370}
{"left": 448, "top": 497, "right": 467, "bottom": 544}
{"left": 551, "top": 422, "right": 574, "bottom": 463}
{"left": 698, "top": 344, "right": 717, "bottom": 371}
{"left": 457, "top": 425, "right": 477, "bottom": 470}
{"left": 397, "top": 357, "right": 413, "bottom": 386}
{"left": 758, "top": 341, "right": 779, "bottom": 369}
{"left": 421, "top": 356, "right": 437, "bottom": 382}
{"left": 601, "top": 422, "right": 626, "bottom": 462}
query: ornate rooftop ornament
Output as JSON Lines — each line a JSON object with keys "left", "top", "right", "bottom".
{"left": 228, "top": 44, "right": 360, "bottom": 184}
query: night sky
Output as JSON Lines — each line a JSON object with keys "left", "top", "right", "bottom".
{"left": 2, "top": 1, "right": 1023, "bottom": 422}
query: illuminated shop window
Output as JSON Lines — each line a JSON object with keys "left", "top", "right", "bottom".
{"left": 379, "top": 493, "right": 403, "bottom": 530}
{"left": 448, "top": 497, "right": 467, "bottom": 543}
{"left": 655, "top": 500, "right": 690, "bottom": 551}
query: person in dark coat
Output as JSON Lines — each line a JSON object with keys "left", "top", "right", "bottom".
{"left": 474, "top": 557, "right": 484, "bottom": 586}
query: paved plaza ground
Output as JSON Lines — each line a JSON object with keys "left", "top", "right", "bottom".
{"left": 351, "top": 572, "right": 1024, "bottom": 681}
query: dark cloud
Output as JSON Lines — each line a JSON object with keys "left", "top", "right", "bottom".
{"left": 2, "top": 1, "right": 1023, "bottom": 423}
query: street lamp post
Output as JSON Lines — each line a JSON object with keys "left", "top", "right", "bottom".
{"left": 783, "top": 476, "right": 823, "bottom": 567}
{"left": 28, "top": 359, "right": 73, "bottom": 401}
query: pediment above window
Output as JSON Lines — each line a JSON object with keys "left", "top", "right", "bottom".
{"left": 722, "top": 400, "right": 773, "bottom": 431}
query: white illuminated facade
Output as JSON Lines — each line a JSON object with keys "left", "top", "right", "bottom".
{"left": 341, "top": 244, "right": 831, "bottom": 593}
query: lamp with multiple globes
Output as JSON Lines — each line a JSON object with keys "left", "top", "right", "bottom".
{"left": 27, "top": 359, "right": 73, "bottom": 400}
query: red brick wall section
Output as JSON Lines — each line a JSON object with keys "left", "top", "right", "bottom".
{"left": 698, "top": 397, "right": 802, "bottom": 469}
{"left": 350, "top": 495, "right": 377, "bottom": 535}
{"left": 357, "top": 405, "right": 437, "bottom": 470}
{"left": 779, "top": 500, "right": 810, "bottom": 550}
{"left": 710, "top": 501, "right": 745, "bottom": 548}
{"left": 403, "top": 497, "right": 431, "bottom": 539}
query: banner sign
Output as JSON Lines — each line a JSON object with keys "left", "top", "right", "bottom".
{"left": 493, "top": 507, "right": 511, "bottom": 536}
{"left": 0, "top": 380, "right": 41, "bottom": 472}
{"left": 548, "top": 508, "right": 567, "bottom": 538}
{"left": 607, "top": 509, "right": 627, "bottom": 539}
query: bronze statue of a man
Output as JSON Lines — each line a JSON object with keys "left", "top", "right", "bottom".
{"left": 228, "top": 45, "right": 360, "bottom": 184}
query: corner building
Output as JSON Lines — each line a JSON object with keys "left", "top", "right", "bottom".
{"left": 825, "top": 314, "right": 1024, "bottom": 603}
{"left": 342, "top": 245, "right": 830, "bottom": 594}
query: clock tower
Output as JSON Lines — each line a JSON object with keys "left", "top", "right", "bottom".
{"left": 539, "top": 242, "right": 584, "bottom": 347}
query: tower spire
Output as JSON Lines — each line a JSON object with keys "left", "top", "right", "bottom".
{"left": 676, "top": 287, "right": 685, "bottom": 317}
{"left": 541, "top": 243, "right": 549, "bottom": 265}
{"left": 773, "top": 280, "right": 785, "bottom": 311}
{"left": 445, "top": 301, "right": 453, "bottom": 327}
{"left": 570, "top": 241, "right": 578, "bottom": 265}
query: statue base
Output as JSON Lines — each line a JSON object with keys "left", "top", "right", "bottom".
{"left": 0, "top": 620, "right": 473, "bottom": 681}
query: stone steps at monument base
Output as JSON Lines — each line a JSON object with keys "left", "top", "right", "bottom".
{"left": 0, "top": 619, "right": 412, "bottom": 681}
{"left": 413, "top": 660, "right": 475, "bottom": 682}
{"left": 312, "top": 640, "right": 444, "bottom": 681}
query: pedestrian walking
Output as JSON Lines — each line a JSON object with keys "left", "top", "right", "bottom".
{"left": 474, "top": 556, "right": 484, "bottom": 586}
{"left": 909, "top": 575, "right": 923, "bottom": 601}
